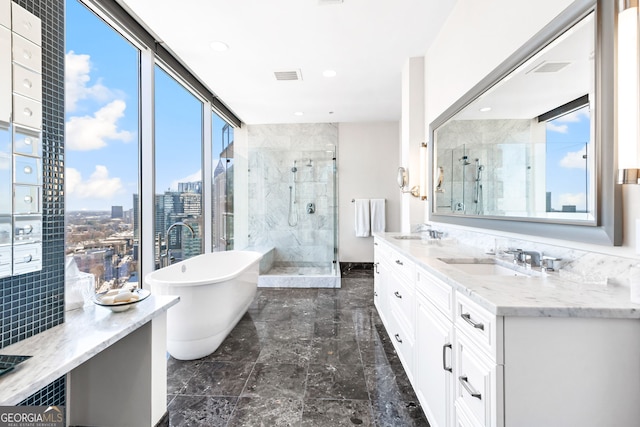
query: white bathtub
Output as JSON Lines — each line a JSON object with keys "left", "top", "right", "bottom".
{"left": 145, "top": 251, "right": 263, "bottom": 360}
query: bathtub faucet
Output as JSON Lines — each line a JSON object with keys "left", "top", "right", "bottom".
{"left": 162, "top": 222, "right": 196, "bottom": 268}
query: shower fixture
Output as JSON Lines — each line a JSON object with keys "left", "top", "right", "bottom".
{"left": 306, "top": 159, "right": 313, "bottom": 167}
{"left": 474, "top": 158, "right": 484, "bottom": 214}
{"left": 288, "top": 160, "right": 298, "bottom": 226}
{"left": 435, "top": 166, "right": 445, "bottom": 193}
{"left": 459, "top": 155, "right": 471, "bottom": 166}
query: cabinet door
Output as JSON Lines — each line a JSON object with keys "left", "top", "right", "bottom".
{"left": 0, "top": 26, "right": 10, "bottom": 124}
{"left": 454, "top": 331, "right": 503, "bottom": 427}
{"left": 416, "top": 294, "right": 454, "bottom": 427}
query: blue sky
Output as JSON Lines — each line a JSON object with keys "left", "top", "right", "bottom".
{"left": 545, "top": 105, "right": 591, "bottom": 212}
{"left": 65, "top": 0, "right": 214, "bottom": 212}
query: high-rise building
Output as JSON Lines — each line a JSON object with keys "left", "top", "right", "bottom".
{"left": 133, "top": 194, "right": 139, "bottom": 239}
{"left": 111, "top": 205, "right": 123, "bottom": 218}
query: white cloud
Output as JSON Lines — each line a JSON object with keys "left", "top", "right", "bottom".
{"left": 554, "top": 108, "right": 590, "bottom": 123}
{"left": 169, "top": 170, "right": 202, "bottom": 191}
{"left": 558, "top": 193, "right": 586, "bottom": 211}
{"left": 546, "top": 122, "right": 568, "bottom": 134}
{"left": 66, "top": 165, "right": 124, "bottom": 199}
{"left": 65, "top": 51, "right": 113, "bottom": 113}
{"left": 66, "top": 100, "right": 134, "bottom": 151}
{"left": 559, "top": 149, "right": 587, "bottom": 169}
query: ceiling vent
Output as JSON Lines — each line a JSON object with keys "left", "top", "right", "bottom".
{"left": 529, "top": 61, "right": 571, "bottom": 74}
{"left": 274, "top": 69, "right": 303, "bottom": 81}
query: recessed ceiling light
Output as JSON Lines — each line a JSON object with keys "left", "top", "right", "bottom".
{"left": 479, "top": 107, "right": 492, "bottom": 112}
{"left": 323, "top": 70, "right": 337, "bottom": 78}
{"left": 294, "top": 111, "right": 304, "bottom": 116}
{"left": 210, "top": 41, "right": 229, "bottom": 52}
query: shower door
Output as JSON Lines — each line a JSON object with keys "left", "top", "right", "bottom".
{"left": 212, "top": 115, "right": 234, "bottom": 251}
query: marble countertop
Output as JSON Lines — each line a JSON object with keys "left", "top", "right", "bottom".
{"left": 0, "top": 294, "right": 179, "bottom": 405}
{"left": 374, "top": 232, "right": 640, "bottom": 319}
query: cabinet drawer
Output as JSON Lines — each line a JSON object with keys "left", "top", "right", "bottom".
{"left": 12, "top": 33, "right": 42, "bottom": 73}
{"left": 389, "top": 248, "right": 415, "bottom": 282}
{"left": 388, "top": 310, "right": 414, "bottom": 380}
{"left": 0, "top": 151, "right": 11, "bottom": 214}
{"left": 389, "top": 275, "right": 415, "bottom": 332}
{"left": 11, "top": 3, "right": 41, "bottom": 46}
{"left": 13, "top": 242, "right": 41, "bottom": 275}
{"left": 0, "top": 245, "right": 10, "bottom": 279}
{"left": 0, "top": 0, "right": 10, "bottom": 29}
{"left": 14, "top": 184, "right": 40, "bottom": 214}
{"left": 14, "top": 214, "right": 41, "bottom": 244}
{"left": 0, "top": 215, "right": 10, "bottom": 245}
{"left": 13, "top": 93, "right": 41, "bottom": 130}
{"left": 14, "top": 155, "right": 41, "bottom": 185}
{"left": 13, "top": 63, "right": 42, "bottom": 102}
{"left": 14, "top": 127, "right": 42, "bottom": 157}
{"left": 417, "top": 267, "right": 454, "bottom": 320}
{"left": 0, "top": 26, "right": 10, "bottom": 124}
{"left": 454, "top": 332, "right": 502, "bottom": 427}
{"left": 455, "top": 292, "right": 502, "bottom": 362}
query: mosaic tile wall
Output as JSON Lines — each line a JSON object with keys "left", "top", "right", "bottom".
{"left": 1, "top": 0, "right": 65, "bottom": 406}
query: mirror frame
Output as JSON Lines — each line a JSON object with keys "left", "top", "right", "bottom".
{"left": 428, "top": 0, "right": 621, "bottom": 246}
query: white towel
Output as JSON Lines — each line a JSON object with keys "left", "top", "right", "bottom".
{"left": 354, "top": 199, "right": 371, "bottom": 237}
{"left": 370, "top": 199, "right": 386, "bottom": 233}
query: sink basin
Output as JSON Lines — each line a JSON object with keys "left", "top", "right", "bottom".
{"left": 393, "top": 235, "right": 422, "bottom": 240}
{"left": 438, "top": 258, "right": 529, "bottom": 277}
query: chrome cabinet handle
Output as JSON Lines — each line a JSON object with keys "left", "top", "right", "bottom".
{"left": 394, "top": 334, "right": 402, "bottom": 344}
{"left": 395, "top": 260, "right": 403, "bottom": 266}
{"left": 459, "top": 376, "right": 482, "bottom": 400}
{"left": 374, "top": 242, "right": 378, "bottom": 246}
{"left": 394, "top": 291, "right": 402, "bottom": 299}
{"left": 442, "top": 343, "right": 452, "bottom": 372}
{"left": 374, "top": 291, "right": 378, "bottom": 297}
{"left": 374, "top": 262, "right": 379, "bottom": 274}
{"left": 461, "top": 313, "right": 484, "bottom": 331}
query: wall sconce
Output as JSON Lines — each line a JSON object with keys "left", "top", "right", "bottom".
{"left": 617, "top": 0, "right": 640, "bottom": 184}
{"left": 419, "top": 142, "right": 427, "bottom": 200}
{"left": 397, "top": 166, "right": 419, "bottom": 197}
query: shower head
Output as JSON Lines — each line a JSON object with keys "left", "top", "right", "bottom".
{"left": 459, "top": 156, "right": 470, "bottom": 166}
{"left": 306, "top": 159, "right": 313, "bottom": 167}
{"left": 478, "top": 165, "right": 485, "bottom": 171}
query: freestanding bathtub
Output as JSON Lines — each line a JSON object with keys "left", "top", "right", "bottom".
{"left": 145, "top": 250, "right": 263, "bottom": 360}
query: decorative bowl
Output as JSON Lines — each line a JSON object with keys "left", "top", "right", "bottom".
{"left": 92, "top": 288, "right": 150, "bottom": 312}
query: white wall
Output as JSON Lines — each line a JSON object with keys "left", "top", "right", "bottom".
{"left": 401, "top": 57, "right": 426, "bottom": 232}
{"left": 338, "top": 122, "right": 401, "bottom": 262}
{"left": 422, "top": 0, "right": 640, "bottom": 257}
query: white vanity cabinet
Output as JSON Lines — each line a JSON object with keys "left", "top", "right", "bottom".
{"left": 374, "top": 238, "right": 416, "bottom": 382}
{"left": 373, "top": 236, "right": 640, "bottom": 427}
{"left": 415, "top": 267, "right": 455, "bottom": 427}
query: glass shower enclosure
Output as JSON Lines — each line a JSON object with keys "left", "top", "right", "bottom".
{"left": 248, "top": 147, "right": 339, "bottom": 288}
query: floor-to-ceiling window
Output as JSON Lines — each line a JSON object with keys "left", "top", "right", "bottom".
{"left": 66, "top": 0, "right": 239, "bottom": 293}
{"left": 154, "top": 66, "right": 203, "bottom": 267}
{"left": 65, "top": 0, "right": 140, "bottom": 292}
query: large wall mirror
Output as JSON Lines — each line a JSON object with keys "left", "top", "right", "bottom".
{"left": 429, "top": 0, "right": 621, "bottom": 246}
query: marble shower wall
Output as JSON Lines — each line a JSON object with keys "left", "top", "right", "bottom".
{"left": 435, "top": 119, "right": 544, "bottom": 216}
{"left": 247, "top": 124, "right": 337, "bottom": 267}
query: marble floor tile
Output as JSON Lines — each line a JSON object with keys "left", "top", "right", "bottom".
{"left": 363, "top": 363, "right": 418, "bottom": 403}
{"left": 183, "top": 361, "right": 254, "bottom": 396}
{"left": 256, "top": 338, "right": 312, "bottom": 365}
{"left": 166, "top": 270, "right": 429, "bottom": 425}
{"left": 226, "top": 397, "right": 303, "bottom": 427}
{"left": 241, "top": 363, "right": 307, "bottom": 399}
{"left": 309, "top": 338, "right": 361, "bottom": 365}
{"left": 167, "top": 395, "right": 237, "bottom": 427}
{"left": 301, "top": 399, "right": 373, "bottom": 427}
{"left": 370, "top": 399, "right": 431, "bottom": 427}
{"left": 167, "top": 357, "right": 201, "bottom": 395}
{"left": 306, "top": 363, "right": 369, "bottom": 400}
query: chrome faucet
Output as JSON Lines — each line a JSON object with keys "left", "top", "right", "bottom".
{"left": 162, "top": 222, "right": 196, "bottom": 267}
